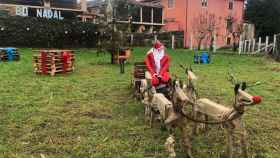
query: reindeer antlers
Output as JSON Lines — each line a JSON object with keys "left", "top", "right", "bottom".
{"left": 179, "top": 63, "right": 193, "bottom": 74}
{"left": 227, "top": 67, "right": 262, "bottom": 88}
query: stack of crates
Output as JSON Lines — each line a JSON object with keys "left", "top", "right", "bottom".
{"left": 0, "top": 48, "right": 20, "bottom": 61}
{"left": 32, "top": 50, "right": 75, "bottom": 76}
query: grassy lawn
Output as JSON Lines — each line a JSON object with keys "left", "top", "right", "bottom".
{"left": 0, "top": 48, "right": 279, "bottom": 158}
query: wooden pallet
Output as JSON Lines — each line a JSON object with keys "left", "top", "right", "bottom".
{"left": 32, "top": 50, "right": 75, "bottom": 76}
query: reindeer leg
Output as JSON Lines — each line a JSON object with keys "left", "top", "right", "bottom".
{"left": 165, "top": 135, "right": 176, "bottom": 158}
{"left": 226, "top": 126, "right": 233, "bottom": 158}
{"left": 204, "top": 115, "right": 209, "bottom": 131}
{"left": 144, "top": 104, "right": 150, "bottom": 124}
{"left": 240, "top": 129, "right": 248, "bottom": 158}
{"left": 236, "top": 121, "right": 248, "bottom": 158}
{"left": 182, "top": 127, "right": 193, "bottom": 158}
{"left": 178, "top": 118, "right": 193, "bottom": 158}
{"left": 192, "top": 106, "right": 199, "bottom": 136}
{"left": 150, "top": 110, "right": 154, "bottom": 128}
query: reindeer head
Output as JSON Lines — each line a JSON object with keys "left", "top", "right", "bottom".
{"left": 187, "top": 69, "right": 198, "bottom": 81}
{"left": 180, "top": 64, "right": 198, "bottom": 82}
{"left": 234, "top": 82, "right": 262, "bottom": 106}
{"left": 171, "top": 77, "right": 190, "bottom": 113}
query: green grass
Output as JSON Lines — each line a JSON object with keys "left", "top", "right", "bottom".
{"left": 0, "top": 48, "right": 279, "bottom": 158}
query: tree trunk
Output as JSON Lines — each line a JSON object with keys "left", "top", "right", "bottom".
{"left": 210, "top": 36, "right": 214, "bottom": 52}
{"left": 198, "top": 39, "right": 202, "bottom": 51}
{"left": 233, "top": 42, "right": 238, "bottom": 52}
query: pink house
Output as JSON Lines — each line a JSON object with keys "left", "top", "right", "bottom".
{"left": 161, "top": 0, "right": 245, "bottom": 48}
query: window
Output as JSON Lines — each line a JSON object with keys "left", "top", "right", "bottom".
{"left": 229, "top": 0, "right": 234, "bottom": 10}
{"left": 168, "top": 0, "right": 174, "bottom": 9}
{"left": 202, "top": 0, "right": 208, "bottom": 7}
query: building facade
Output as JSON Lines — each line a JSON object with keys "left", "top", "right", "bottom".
{"left": 161, "top": 0, "right": 245, "bottom": 48}
{"left": 88, "top": 0, "right": 164, "bottom": 32}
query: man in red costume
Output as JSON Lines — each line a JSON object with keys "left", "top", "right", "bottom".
{"left": 145, "top": 41, "right": 171, "bottom": 87}
{"left": 144, "top": 41, "right": 179, "bottom": 125}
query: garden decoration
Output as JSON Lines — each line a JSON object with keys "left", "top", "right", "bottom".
{"left": 167, "top": 65, "right": 263, "bottom": 158}
{"left": 0, "top": 47, "right": 20, "bottom": 62}
{"left": 132, "top": 62, "right": 147, "bottom": 100}
{"left": 194, "top": 51, "right": 210, "bottom": 64}
{"left": 177, "top": 67, "right": 262, "bottom": 158}
{"left": 163, "top": 66, "right": 203, "bottom": 158}
{"left": 133, "top": 60, "right": 263, "bottom": 158}
{"left": 192, "top": 82, "right": 261, "bottom": 158}
{"left": 132, "top": 63, "right": 194, "bottom": 158}
{"left": 147, "top": 74, "right": 193, "bottom": 158}
{"left": 32, "top": 50, "right": 75, "bottom": 76}
{"left": 119, "top": 48, "right": 132, "bottom": 73}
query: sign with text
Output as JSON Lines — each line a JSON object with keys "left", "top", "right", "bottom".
{"left": 0, "top": 0, "right": 43, "bottom": 6}
{"left": 15, "top": 6, "right": 80, "bottom": 20}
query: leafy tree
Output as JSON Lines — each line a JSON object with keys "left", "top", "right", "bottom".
{"left": 245, "top": 0, "right": 280, "bottom": 37}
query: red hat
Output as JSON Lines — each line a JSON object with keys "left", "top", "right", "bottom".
{"left": 154, "top": 41, "right": 164, "bottom": 50}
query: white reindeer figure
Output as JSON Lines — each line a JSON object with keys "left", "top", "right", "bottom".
{"left": 139, "top": 71, "right": 193, "bottom": 158}
{"left": 178, "top": 66, "right": 262, "bottom": 158}
{"left": 194, "top": 82, "right": 262, "bottom": 158}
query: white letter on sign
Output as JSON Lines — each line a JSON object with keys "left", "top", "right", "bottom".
{"left": 59, "top": 11, "right": 64, "bottom": 20}
{"left": 47, "top": 9, "right": 53, "bottom": 19}
{"left": 43, "top": 9, "right": 48, "bottom": 18}
{"left": 37, "top": 9, "right": 42, "bottom": 18}
{"left": 53, "top": 10, "right": 58, "bottom": 19}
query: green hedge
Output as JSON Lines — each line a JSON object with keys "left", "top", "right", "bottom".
{"left": 0, "top": 16, "right": 99, "bottom": 48}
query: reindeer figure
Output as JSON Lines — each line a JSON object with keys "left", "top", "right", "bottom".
{"left": 174, "top": 66, "right": 262, "bottom": 158}
{"left": 167, "top": 78, "right": 194, "bottom": 158}
{"left": 178, "top": 65, "right": 205, "bottom": 135}
{"left": 139, "top": 71, "right": 193, "bottom": 158}
{"left": 193, "top": 82, "right": 262, "bottom": 158}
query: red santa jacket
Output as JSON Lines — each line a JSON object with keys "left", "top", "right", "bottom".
{"left": 144, "top": 50, "right": 170, "bottom": 76}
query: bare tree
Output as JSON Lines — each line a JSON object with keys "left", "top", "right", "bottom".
{"left": 192, "top": 11, "right": 221, "bottom": 51}
{"left": 226, "top": 16, "right": 243, "bottom": 51}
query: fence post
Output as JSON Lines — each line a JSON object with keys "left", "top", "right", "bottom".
{"left": 273, "top": 34, "right": 277, "bottom": 53}
{"left": 258, "top": 37, "right": 261, "bottom": 52}
{"left": 265, "top": 36, "right": 269, "bottom": 52}
{"left": 213, "top": 34, "right": 217, "bottom": 53}
{"left": 248, "top": 40, "right": 251, "bottom": 53}
{"left": 252, "top": 39, "right": 256, "bottom": 53}
{"left": 130, "top": 34, "right": 134, "bottom": 46}
{"left": 154, "top": 35, "right": 157, "bottom": 42}
{"left": 171, "top": 34, "right": 175, "bottom": 49}
{"left": 244, "top": 40, "right": 247, "bottom": 53}
{"left": 239, "top": 36, "right": 243, "bottom": 55}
